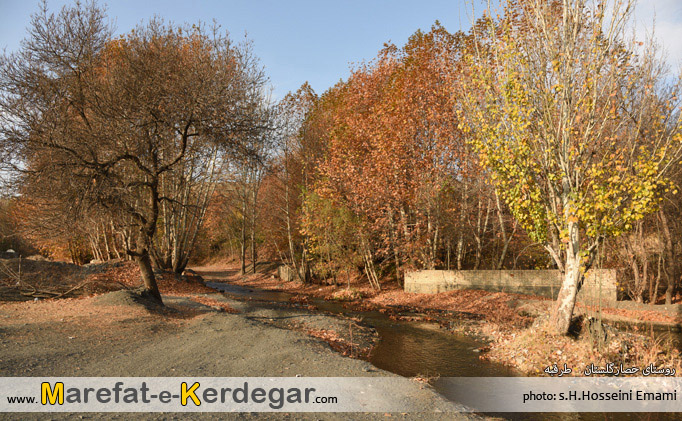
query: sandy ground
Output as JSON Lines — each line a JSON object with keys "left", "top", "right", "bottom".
{"left": 0, "top": 285, "right": 477, "bottom": 419}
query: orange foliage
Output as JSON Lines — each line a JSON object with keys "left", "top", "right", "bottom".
{"left": 306, "top": 24, "right": 472, "bottom": 272}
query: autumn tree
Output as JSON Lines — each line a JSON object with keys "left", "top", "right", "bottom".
{"left": 301, "top": 190, "right": 363, "bottom": 286}
{"left": 274, "top": 83, "right": 322, "bottom": 282}
{"left": 233, "top": 118, "right": 274, "bottom": 275}
{"left": 150, "top": 45, "right": 270, "bottom": 275}
{"left": 276, "top": 24, "right": 533, "bottom": 290}
{"left": 461, "top": 0, "right": 682, "bottom": 333}
{"left": 0, "top": 1, "right": 269, "bottom": 303}
{"left": 0, "top": 198, "right": 38, "bottom": 257}
{"left": 610, "top": 183, "right": 682, "bottom": 305}
{"left": 305, "top": 25, "right": 473, "bottom": 288}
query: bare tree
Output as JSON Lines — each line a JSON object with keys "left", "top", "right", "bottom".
{"left": 0, "top": 1, "right": 269, "bottom": 303}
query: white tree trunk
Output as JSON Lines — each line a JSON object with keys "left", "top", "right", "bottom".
{"left": 551, "top": 221, "right": 581, "bottom": 334}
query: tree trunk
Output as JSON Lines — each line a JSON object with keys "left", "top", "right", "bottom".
{"left": 300, "top": 244, "right": 309, "bottom": 283}
{"left": 111, "top": 223, "right": 122, "bottom": 260}
{"left": 388, "top": 207, "right": 401, "bottom": 284}
{"left": 360, "top": 235, "right": 380, "bottom": 290}
{"left": 286, "top": 212, "right": 301, "bottom": 281}
{"left": 651, "top": 255, "right": 662, "bottom": 304}
{"left": 659, "top": 210, "right": 677, "bottom": 305}
{"left": 134, "top": 251, "right": 163, "bottom": 304}
{"left": 102, "top": 223, "right": 112, "bottom": 260}
{"left": 285, "top": 188, "right": 302, "bottom": 282}
{"left": 240, "top": 191, "right": 247, "bottom": 275}
{"left": 552, "top": 247, "right": 580, "bottom": 334}
{"left": 456, "top": 184, "right": 467, "bottom": 270}
{"left": 251, "top": 184, "right": 257, "bottom": 274}
{"left": 133, "top": 182, "right": 163, "bottom": 305}
{"left": 473, "top": 197, "right": 483, "bottom": 270}
{"left": 551, "top": 220, "right": 580, "bottom": 335}
{"left": 635, "top": 255, "right": 648, "bottom": 303}
{"left": 665, "top": 275, "right": 674, "bottom": 305}
{"left": 240, "top": 237, "right": 246, "bottom": 275}
{"left": 495, "top": 190, "right": 513, "bottom": 270}
{"left": 630, "top": 257, "right": 642, "bottom": 302}
{"left": 251, "top": 230, "right": 257, "bottom": 274}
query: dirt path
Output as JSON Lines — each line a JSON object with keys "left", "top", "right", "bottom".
{"left": 0, "top": 284, "right": 475, "bottom": 419}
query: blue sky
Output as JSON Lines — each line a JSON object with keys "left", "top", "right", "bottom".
{"left": 1, "top": 1, "right": 681, "bottom": 99}
{"left": 0, "top": 0, "right": 480, "bottom": 99}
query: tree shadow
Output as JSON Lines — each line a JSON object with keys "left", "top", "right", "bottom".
{"left": 567, "top": 314, "right": 585, "bottom": 339}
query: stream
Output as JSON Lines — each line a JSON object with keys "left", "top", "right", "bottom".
{"left": 206, "top": 282, "right": 521, "bottom": 403}
{"left": 206, "top": 281, "right": 672, "bottom": 420}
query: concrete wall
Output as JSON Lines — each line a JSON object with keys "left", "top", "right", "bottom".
{"left": 278, "top": 265, "right": 297, "bottom": 282}
{"left": 404, "top": 269, "right": 617, "bottom": 304}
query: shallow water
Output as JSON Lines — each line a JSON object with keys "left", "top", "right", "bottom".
{"left": 206, "top": 282, "right": 517, "bottom": 377}
{"left": 206, "top": 282, "right": 678, "bottom": 420}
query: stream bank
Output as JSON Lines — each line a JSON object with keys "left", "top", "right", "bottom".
{"left": 195, "top": 264, "right": 681, "bottom": 379}
{"left": 205, "top": 281, "right": 520, "bottom": 380}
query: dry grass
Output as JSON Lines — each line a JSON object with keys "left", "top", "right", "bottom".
{"left": 0, "top": 260, "right": 229, "bottom": 338}
{"left": 367, "top": 289, "right": 537, "bottom": 326}
{"left": 0, "top": 258, "right": 217, "bottom": 302}
{"left": 583, "top": 304, "right": 681, "bottom": 324}
{"left": 484, "top": 318, "right": 682, "bottom": 376}
{"left": 0, "top": 259, "right": 123, "bottom": 299}
{"left": 89, "top": 262, "right": 215, "bottom": 295}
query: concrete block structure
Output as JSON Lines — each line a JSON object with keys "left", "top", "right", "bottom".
{"left": 404, "top": 269, "right": 618, "bottom": 304}
{"left": 278, "top": 265, "right": 296, "bottom": 282}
